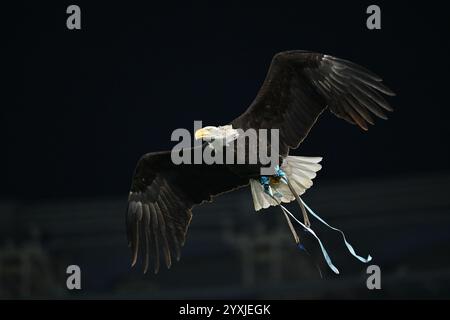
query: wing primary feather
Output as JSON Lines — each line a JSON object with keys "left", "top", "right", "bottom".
{"left": 162, "top": 180, "right": 193, "bottom": 246}
{"left": 142, "top": 204, "right": 151, "bottom": 274}
{"left": 349, "top": 87, "right": 388, "bottom": 120}
{"left": 344, "top": 95, "right": 375, "bottom": 125}
{"left": 159, "top": 184, "right": 187, "bottom": 240}
{"left": 331, "top": 104, "right": 356, "bottom": 125}
{"left": 149, "top": 203, "right": 160, "bottom": 274}
{"left": 326, "top": 55, "right": 383, "bottom": 82}
{"left": 159, "top": 190, "right": 182, "bottom": 261}
{"left": 154, "top": 202, "right": 172, "bottom": 269}
{"left": 341, "top": 101, "right": 368, "bottom": 130}
{"left": 126, "top": 201, "right": 136, "bottom": 247}
{"left": 328, "top": 73, "right": 348, "bottom": 92}
{"left": 352, "top": 72, "right": 396, "bottom": 96}
{"left": 131, "top": 201, "right": 142, "bottom": 267}
{"left": 181, "top": 210, "right": 193, "bottom": 247}
{"left": 305, "top": 69, "right": 332, "bottom": 99}
{"left": 351, "top": 81, "right": 394, "bottom": 112}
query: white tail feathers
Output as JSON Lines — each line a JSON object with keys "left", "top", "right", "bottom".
{"left": 250, "top": 156, "right": 323, "bottom": 211}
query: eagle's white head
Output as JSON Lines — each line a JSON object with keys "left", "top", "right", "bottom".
{"left": 194, "top": 125, "right": 239, "bottom": 149}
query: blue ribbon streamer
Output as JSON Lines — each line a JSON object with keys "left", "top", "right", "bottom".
{"left": 299, "top": 198, "right": 372, "bottom": 263}
{"left": 263, "top": 183, "right": 339, "bottom": 273}
{"left": 278, "top": 203, "right": 340, "bottom": 274}
{"left": 260, "top": 165, "right": 372, "bottom": 274}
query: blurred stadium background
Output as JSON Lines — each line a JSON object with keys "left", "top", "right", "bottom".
{"left": 1, "top": 172, "right": 449, "bottom": 299}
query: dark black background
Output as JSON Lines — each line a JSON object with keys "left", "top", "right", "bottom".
{"left": 5, "top": 0, "right": 450, "bottom": 200}
{"left": 2, "top": 0, "right": 450, "bottom": 300}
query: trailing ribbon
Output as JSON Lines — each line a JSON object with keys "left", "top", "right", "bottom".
{"left": 300, "top": 198, "right": 372, "bottom": 263}
{"left": 260, "top": 165, "right": 372, "bottom": 274}
{"left": 278, "top": 203, "right": 340, "bottom": 274}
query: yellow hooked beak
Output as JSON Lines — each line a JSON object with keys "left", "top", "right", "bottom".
{"left": 194, "top": 128, "right": 209, "bottom": 140}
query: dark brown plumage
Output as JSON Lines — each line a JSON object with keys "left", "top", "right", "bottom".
{"left": 127, "top": 151, "right": 248, "bottom": 273}
{"left": 231, "top": 51, "right": 395, "bottom": 156}
{"left": 126, "top": 51, "right": 394, "bottom": 273}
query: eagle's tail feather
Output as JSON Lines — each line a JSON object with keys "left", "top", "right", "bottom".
{"left": 250, "top": 155, "right": 322, "bottom": 212}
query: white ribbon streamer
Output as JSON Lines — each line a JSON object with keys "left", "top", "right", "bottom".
{"left": 300, "top": 198, "right": 372, "bottom": 263}
{"left": 278, "top": 203, "right": 340, "bottom": 274}
{"left": 264, "top": 169, "right": 372, "bottom": 274}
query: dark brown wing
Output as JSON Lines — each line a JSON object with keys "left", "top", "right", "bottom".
{"left": 231, "top": 50, "right": 395, "bottom": 156}
{"left": 127, "top": 150, "right": 248, "bottom": 274}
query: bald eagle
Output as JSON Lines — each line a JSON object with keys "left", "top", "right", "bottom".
{"left": 127, "top": 51, "right": 395, "bottom": 274}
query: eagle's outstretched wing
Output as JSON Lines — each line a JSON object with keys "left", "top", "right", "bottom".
{"left": 127, "top": 51, "right": 395, "bottom": 273}
{"left": 127, "top": 150, "right": 248, "bottom": 273}
{"left": 231, "top": 51, "right": 395, "bottom": 156}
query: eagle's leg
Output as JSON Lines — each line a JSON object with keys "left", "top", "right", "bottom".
{"left": 261, "top": 177, "right": 302, "bottom": 245}
{"left": 286, "top": 180, "right": 311, "bottom": 228}
{"left": 265, "top": 190, "right": 301, "bottom": 245}
{"left": 273, "top": 165, "right": 311, "bottom": 228}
